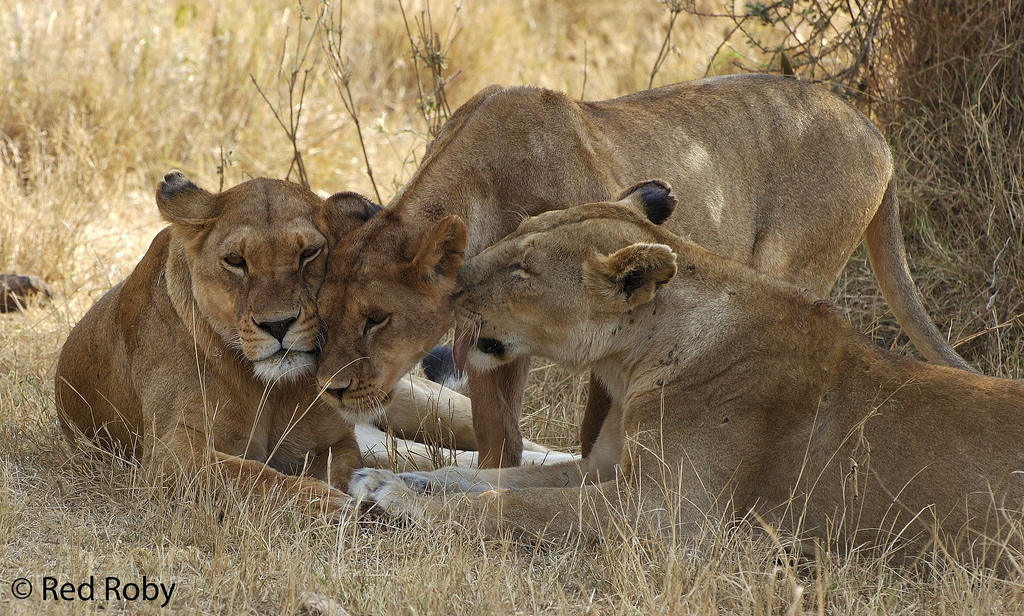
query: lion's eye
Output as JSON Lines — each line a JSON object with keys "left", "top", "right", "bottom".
{"left": 300, "top": 247, "right": 322, "bottom": 266}
{"left": 363, "top": 311, "right": 390, "bottom": 335}
{"left": 223, "top": 254, "right": 247, "bottom": 271}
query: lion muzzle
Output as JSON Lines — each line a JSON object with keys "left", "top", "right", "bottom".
{"left": 476, "top": 337, "right": 506, "bottom": 359}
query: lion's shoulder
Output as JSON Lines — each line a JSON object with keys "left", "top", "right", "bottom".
{"left": 115, "top": 229, "right": 174, "bottom": 353}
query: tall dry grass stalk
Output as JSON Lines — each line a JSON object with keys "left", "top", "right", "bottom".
{"left": 2, "top": 0, "right": 1024, "bottom": 613}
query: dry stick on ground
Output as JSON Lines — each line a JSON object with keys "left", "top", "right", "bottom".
{"left": 250, "top": 14, "right": 323, "bottom": 189}
{"left": 321, "top": 0, "right": 382, "bottom": 205}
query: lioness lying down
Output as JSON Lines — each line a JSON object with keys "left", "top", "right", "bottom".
{"left": 315, "top": 74, "right": 971, "bottom": 471}
{"left": 54, "top": 173, "right": 561, "bottom": 517}
{"left": 352, "top": 182, "right": 1024, "bottom": 559}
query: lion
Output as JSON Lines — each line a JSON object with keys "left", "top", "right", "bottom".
{"left": 314, "top": 74, "right": 972, "bottom": 470}
{"left": 54, "top": 172, "right": 546, "bottom": 518}
{"left": 350, "top": 182, "right": 1024, "bottom": 562}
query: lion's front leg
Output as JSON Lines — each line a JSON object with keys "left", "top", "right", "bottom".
{"left": 142, "top": 424, "right": 354, "bottom": 520}
{"left": 354, "top": 422, "right": 481, "bottom": 472}
{"left": 468, "top": 356, "right": 531, "bottom": 468}
{"left": 212, "top": 452, "right": 355, "bottom": 519}
{"left": 304, "top": 433, "right": 363, "bottom": 493}
{"left": 397, "top": 457, "right": 590, "bottom": 494}
{"left": 379, "top": 374, "right": 477, "bottom": 450}
{"left": 352, "top": 469, "right": 639, "bottom": 540}
{"left": 579, "top": 375, "right": 613, "bottom": 458}
{"left": 379, "top": 371, "right": 573, "bottom": 464}
{"left": 397, "top": 466, "right": 491, "bottom": 493}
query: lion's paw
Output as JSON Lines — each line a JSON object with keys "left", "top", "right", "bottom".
{"left": 394, "top": 472, "right": 434, "bottom": 494}
{"left": 350, "top": 468, "right": 426, "bottom": 521}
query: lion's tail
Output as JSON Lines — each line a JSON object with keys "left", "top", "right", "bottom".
{"left": 864, "top": 181, "right": 976, "bottom": 372}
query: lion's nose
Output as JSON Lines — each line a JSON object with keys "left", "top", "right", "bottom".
{"left": 321, "top": 379, "right": 352, "bottom": 403}
{"left": 255, "top": 316, "right": 297, "bottom": 343}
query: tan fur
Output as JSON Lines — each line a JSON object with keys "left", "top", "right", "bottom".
{"left": 53, "top": 174, "right": 482, "bottom": 516}
{"left": 352, "top": 190, "right": 1024, "bottom": 563}
{"left": 318, "top": 74, "right": 971, "bottom": 470}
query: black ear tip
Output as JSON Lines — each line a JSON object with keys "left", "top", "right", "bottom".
{"left": 637, "top": 180, "right": 676, "bottom": 225}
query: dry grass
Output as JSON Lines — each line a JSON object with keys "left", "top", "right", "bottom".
{"left": 2, "top": 0, "right": 1024, "bottom": 613}
{"left": 867, "top": 0, "right": 1024, "bottom": 377}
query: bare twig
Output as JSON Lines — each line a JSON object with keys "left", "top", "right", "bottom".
{"left": 580, "top": 40, "right": 589, "bottom": 100}
{"left": 216, "top": 145, "right": 234, "bottom": 193}
{"left": 399, "top": 0, "right": 462, "bottom": 141}
{"left": 682, "top": 0, "right": 889, "bottom": 100}
{"left": 321, "top": 0, "right": 382, "bottom": 204}
{"left": 249, "top": 10, "right": 324, "bottom": 189}
{"left": 649, "top": 1, "right": 686, "bottom": 89}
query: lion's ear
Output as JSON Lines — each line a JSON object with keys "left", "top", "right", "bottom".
{"left": 156, "top": 170, "right": 217, "bottom": 226}
{"left": 324, "top": 191, "right": 381, "bottom": 240}
{"left": 615, "top": 180, "right": 676, "bottom": 225}
{"left": 407, "top": 215, "right": 467, "bottom": 285}
{"left": 584, "top": 242, "right": 677, "bottom": 307}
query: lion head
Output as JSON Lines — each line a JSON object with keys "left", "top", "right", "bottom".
{"left": 157, "top": 171, "right": 378, "bottom": 383}
{"left": 453, "top": 181, "right": 679, "bottom": 373}
{"left": 314, "top": 207, "right": 466, "bottom": 422}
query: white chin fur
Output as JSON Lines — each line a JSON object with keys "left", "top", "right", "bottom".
{"left": 319, "top": 393, "right": 386, "bottom": 425}
{"left": 466, "top": 348, "right": 510, "bottom": 373}
{"left": 343, "top": 405, "right": 386, "bottom": 426}
{"left": 252, "top": 352, "right": 316, "bottom": 383}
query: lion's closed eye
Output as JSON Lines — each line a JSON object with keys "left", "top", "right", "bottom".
{"left": 363, "top": 311, "right": 390, "bottom": 335}
{"left": 300, "top": 246, "right": 323, "bottom": 266}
